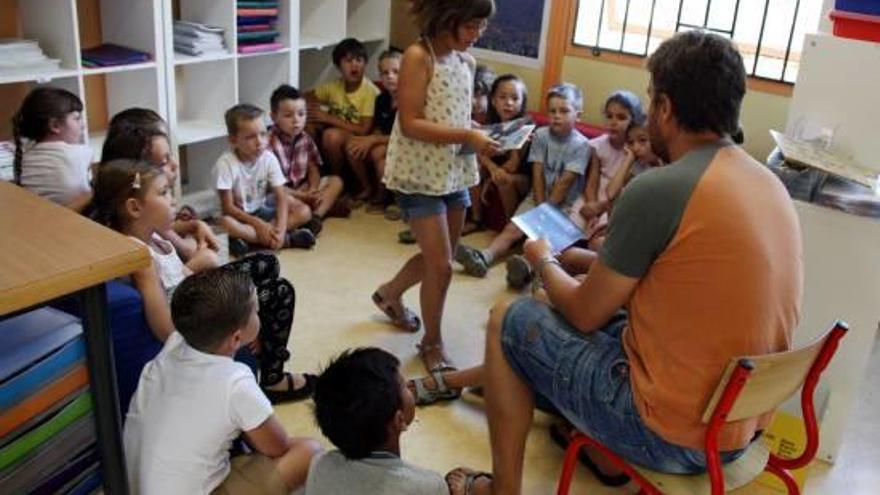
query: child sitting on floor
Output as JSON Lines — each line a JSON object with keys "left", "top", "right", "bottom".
{"left": 577, "top": 90, "right": 645, "bottom": 249}
{"left": 456, "top": 83, "right": 591, "bottom": 289}
{"left": 217, "top": 103, "right": 317, "bottom": 255}
{"left": 93, "top": 158, "right": 315, "bottom": 403}
{"left": 346, "top": 48, "right": 402, "bottom": 216}
{"left": 269, "top": 84, "right": 347, "bottom": 235}
{"left": 307, "top": 348, "right": 450, "bottom": 495}
{"left": 465, "top": 73, "right": 530, "bottom": 235}
{"left": 13, "top": 87, "right": 92, "bottom": 212}
{"left": 306, "top": 37, "right": 380, "bottom": 180}
{"left": 471, "top": 64, "right": 495, "bottom": 126}
{"left": 100, "top": 108, "right": 220, "bottom": 271}
{"left": 124, "top": 269, "right": 322, "bottom": 495}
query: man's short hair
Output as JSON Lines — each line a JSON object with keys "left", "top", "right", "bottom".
{"left": 270, "top": 84, "right": 303, "bottom": 113}
{"left": 171, "top": 269, "right": 256, "bottom": 352}
{"left": 224, "top": 103, "right": 264, "bottom": 136}
{"left": 332, "top": 38, "right": 368, "bottom": 66}
{"left": 647, "top": 30, "right": 746, "bottom": 136}
{"left": 547, "top": 83, "right": 584, "bottom": 112}
{"left": 313, "top": 348, "right": 402, "bottom": 459}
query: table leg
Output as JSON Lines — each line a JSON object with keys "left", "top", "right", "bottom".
{"left": 79, "top": 283, "right": 129, "bottom": 494}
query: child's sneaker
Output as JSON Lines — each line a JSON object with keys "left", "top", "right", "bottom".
{"left": 455, "top": 245, "right": 489, "bottom": 278}
{"left": 505, "top": 255, "right": 533, "bottom": 290}
{"left": 286, "top": 228, "right": 316, "bottom": 249}
{"left": 229, "top": 237, "right": 250, "bottom": 258}
{"left": 304, "top": 216, "right": 323, "bottom": 236}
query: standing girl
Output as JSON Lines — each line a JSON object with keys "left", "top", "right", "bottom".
{"left": 13, "top": 87, "right": 93, "bottom": 212}
{"left": 373, "top": 0, "right": 499, "bottom": 373}
{"left": 577, "top": 90, "right": 645, "bottom": 248}
{"left": 465, "top": 73, "right": 530, "bottom": 234}
{"left": 92, "top": 159, "right": 314, "bottom": 404}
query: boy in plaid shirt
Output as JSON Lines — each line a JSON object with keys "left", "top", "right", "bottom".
{"left": 269, "top": 85, "right": 348, "bottom": 235}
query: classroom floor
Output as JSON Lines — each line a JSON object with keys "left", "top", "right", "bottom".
{"left": 259, "top": 208, "right": 880, "bottom": 494}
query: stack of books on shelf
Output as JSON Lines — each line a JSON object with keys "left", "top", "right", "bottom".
{"left": 174, "top": 21, "right": 228, "bottom": 57}
{"left": 0, "top": 39, "right": 62, "bottom": 78}
{"left": 0, "top": 142, "right": 14, "bottom": 182}
{"left": 237, "top": 1, "right": 283, "bottom": 54}
{"left": 0, "top": 308, "right": 100, "bottom": 494}
{"left": 81, "top": 44, "right": 151, "bottom": 68}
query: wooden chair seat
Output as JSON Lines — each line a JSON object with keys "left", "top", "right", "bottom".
{"left": 634, "top": 437, "right": 770, "bottom": 494}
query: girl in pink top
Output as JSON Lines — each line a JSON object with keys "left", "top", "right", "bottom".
{"left": 578, "top": 91, "right": 645, "bottom": 248}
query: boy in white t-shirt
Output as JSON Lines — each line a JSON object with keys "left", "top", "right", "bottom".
{"left": 216, "top": 104, "right": 318, "bottom": 256}
{"left": 124, "top": 269, "right": 322, "bottom": 495}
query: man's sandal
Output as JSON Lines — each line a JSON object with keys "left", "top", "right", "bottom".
{"left": 549, "top": 422, "right": 631, "bottom": 487}
{"left": 446, "top": 468, "right": 493, "bottom": 495}
{"left": 410, "top": 370, "right": 461, "bottom": 405}
{"left": 371, "top": 291, "right": 421, "bottom": 332}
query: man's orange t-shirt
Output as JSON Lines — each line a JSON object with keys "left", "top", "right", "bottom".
{"left": 600, "top": 142, "right": 803, "bottom": 451}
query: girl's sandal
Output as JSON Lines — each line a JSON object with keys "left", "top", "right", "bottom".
{"left": 409, "top": 370, "right": 462, "bottom": 405}
{"left": 416, "top": 341, "right": 455, "bottom": 373}
{"left": 371, "top": 291, "right": 421, "bottom": 333}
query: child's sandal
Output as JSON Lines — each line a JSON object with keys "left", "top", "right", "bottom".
{"left": 371, "top": 291, "right": 421, "bottom": 332}
{"left": 416, "top": 341, "right": 455, "bottom": 373}
{"left": 410, "top": 370, "right": 461, "bottom": 406}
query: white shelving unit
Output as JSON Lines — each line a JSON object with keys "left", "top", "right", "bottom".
{"left": 1, "top": 0, "right": 389, "bottom": 214}
{"left": 0, "top": 0, "right": 167, "bottom": 161}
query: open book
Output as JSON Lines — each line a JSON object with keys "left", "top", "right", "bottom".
{"left": 459, "top": 117, "right": 535, "bottom": 156}
{"left": 511, "top": 202, "right": 584, "bottom": 254}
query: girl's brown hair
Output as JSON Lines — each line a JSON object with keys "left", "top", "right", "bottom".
{"left": 410, "top": 0, "right": 495, "bottom": 38}
{"left": 92, "top": 159, "right": 164, "bottom": 231}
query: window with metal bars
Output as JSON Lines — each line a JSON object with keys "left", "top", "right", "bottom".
{"left": 572, "top": 0, "right": 825, "bottom": 83}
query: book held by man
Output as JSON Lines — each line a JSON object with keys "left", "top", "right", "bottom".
{"left": 512, "top": 202, "right": 584, "bottom": 254}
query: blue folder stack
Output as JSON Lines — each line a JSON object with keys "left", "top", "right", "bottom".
{"left": 0, "top": 308, "right": 100, "bottom": 494}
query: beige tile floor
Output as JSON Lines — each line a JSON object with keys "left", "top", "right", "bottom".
{"left": 262, "top": 208, "right": 879, "bottom": 494}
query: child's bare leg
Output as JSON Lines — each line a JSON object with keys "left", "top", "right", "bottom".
{"left": 497, "top": 174, "right": 530, "bottom": 219}
{"left": 273, "top": 437, "right": 323, "bottom": 490}
{"left": 371, "top": 145, "right": 389, "bottom": 203}
{"left": 321, "top": 127, "right": 351, "bottom": 177}
{"left": 314, "top": 176, "right": 344, "bottom": 218}
{"left": 185, "top": 247, "right": 221, "bottom": 273}
{"left": 219, "top": 215, "right": 259, "bottom": 243}
{"left": 347, "top": 149, "right": 373, "bottom": 200}
{"left": 558, "top": 247, "right": 597, "bottom": 276}
{"left": 483, "top": 222, "right": 525, "bottom": 264}
{"left": 467, "top": 184, "right": 483, "bottom": 227}
{"left": 285, "top": 197, "right": 313, "bottom": 230}
{"left": 408, "top": 207, "right": 465, "bottom": 370}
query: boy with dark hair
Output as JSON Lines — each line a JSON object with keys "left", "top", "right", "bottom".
{"left": 306, "top": 348, "right": 449, "bottom": 495}
{"left": 216, "top": 103, "right": 317, "bottom": 255}
{"left": 124, "top": 269, "right": 322, "bottom": 495}
{"left": 306, "top": 37, "right": 379, "bottom": 180}
{"left": 269, "top": 84, "right": 348, "bottom": 231}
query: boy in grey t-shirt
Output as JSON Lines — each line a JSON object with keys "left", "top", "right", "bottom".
{"left": 306, "top": 348, "right": 449, "bottom": 495}
{"left": 455, "top": 83, "right": 591, "bottom": 288}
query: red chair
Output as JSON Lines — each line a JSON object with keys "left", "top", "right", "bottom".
{"left": 557, "top": 320, "right": 849, "bottom": 495}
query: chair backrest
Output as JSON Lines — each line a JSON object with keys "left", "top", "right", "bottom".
{"left": 701, "top": 321, "right": 847, "bottom": 423}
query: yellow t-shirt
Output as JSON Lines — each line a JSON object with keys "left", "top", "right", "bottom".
{"left": 314, "top": 78, "right": 379, "bottom": 124}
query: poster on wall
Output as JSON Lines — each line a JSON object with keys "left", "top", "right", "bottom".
{"left": 472, "top": 0, "right": 550, "bottom": 68}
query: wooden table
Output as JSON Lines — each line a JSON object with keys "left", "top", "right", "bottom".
{"left": 0, "top": 181, "right": 150, "bottom": 494}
